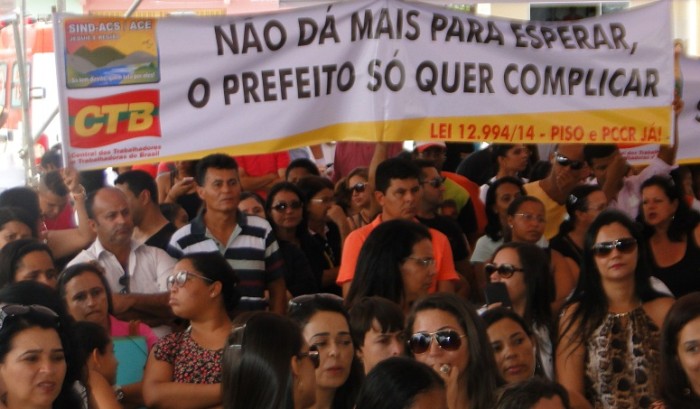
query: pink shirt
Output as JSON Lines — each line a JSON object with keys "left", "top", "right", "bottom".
{"left": 110, "top": 315, "right": 159, "bottom": 351}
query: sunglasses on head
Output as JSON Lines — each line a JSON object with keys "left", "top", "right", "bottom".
{"left": 287, "top": 293, "right": 344, "bottom": 313}
{"left": 166, "top": 270, "right": 214, "bottom": 290}
{"left": 591, "top": 237, "right": 637, "bottom": 257}
{"left": 297, "top": 344, "right": 320, "bottom": 368}
{"left": 271, "top": 201, "right": 303, "bottom": 212}
{"left": 555, "top": 153, "right": 586, "bottom": 170}
{"left": 423, "top": 177, "right": 446, "bottom": 188}
{"left": 408, "top": 330, "right": 466, "bottom": 354}
{"left": 484, "top": 263, "right": 524, "bottom": 278}
{"left": 350, "top": 183, "right": 366, "bottom": 193}
{"left": 0, "top": 304, "right": 60, "bottom": 332}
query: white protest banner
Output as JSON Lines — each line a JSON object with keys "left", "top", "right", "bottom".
{"left": 54, "top": 0, "right": 673, "bottom": 169}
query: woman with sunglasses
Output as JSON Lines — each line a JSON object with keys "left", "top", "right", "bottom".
{"left": 345, "top": 219, "right": 435, "bottom": 313}
{"left": 0, "top": 238, "right": 58, "bottom": 289}
{"left": 550, "top": 185, "right": 608, "bottom": 280}
{"left": 0, "top": 303, "right": 83, "bottom": 409}
{"left": 556, "top": 210, "right": 674, "bottom": 409}
{"left": 344, "top": 168, "right": 376, "bottom": 232}
{"left": 482, "top": 307, "right": 541, "bottom": 385}
{"left": 486, "top": 242, "right": 555, "bottom": 379}
{"left": 653, "top": 292, "right": 700, "bottom": 409}
{"left": 640, "top": 175, "right": 700, "bottom": 298}
{"left": 406, "top": 293, "right": 503, "bottom": 409}
{"left": 297, "top": 177, "right": 348, "bottom": 293}
{"left": 478, "top": 144, "right": 531, "bottom": 204}
{"left": 143, "top": 252, "right": 240, "bottom": 409}
{"left": 506, "top": 196, "right": 576, "bottom": 312}
{"left": 288, "top": 294, "right": 364, "bottom": 409}
{"left": 265, "top": 183, "right": 319, "bottom": 297}
{"left": 223, "top": 312, "right": 319, "bottom": 409}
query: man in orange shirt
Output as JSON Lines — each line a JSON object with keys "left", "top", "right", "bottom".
{"left": 336, "top": 158, "right": 458, "bottom": 296}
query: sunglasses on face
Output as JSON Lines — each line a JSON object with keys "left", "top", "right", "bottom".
{"left": 484, "top": 263, "right": 524, "bottom": 278}
{"left": 591, "top": 237, "right": 637, "bottom": 257}
{"left": 271, "top": 201, "right": 303, "bottom": 212}
{"left": 297, "top": 344, "right": 320, "bottom": 368}
{"left": 408, "top": 330, "right": 466, "bottom": 354}
{"left": 350, "top": 183, "right": 367, "bottom": 193}
{"left": 0, "top": 304, "right": 60, "bottom": 332}
{"left": 166, "top": 270, "right": 214, "bottom": 290}
{"left": 555, "top": 153, "right": 586, "bottom": 170}
{"left": 423, "top": 177, "right": 446, "bottom": 188}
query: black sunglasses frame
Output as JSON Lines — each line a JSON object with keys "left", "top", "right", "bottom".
{"left": 554, "top": 153, "right": 586, "bottom": 170}
{"left": 271, "top": 201, "right": 303, "bottom": 212}
{"left": 591, "top": 238, "right": 638, "bottom": 257}
{"left": 408, "top": 330, "right": 465, "bottom": 354}
{"left": 484, "top": 263, "right": 524, "bottom": 278}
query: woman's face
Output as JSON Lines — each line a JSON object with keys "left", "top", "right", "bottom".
{"left": 500, "top": 145, "right": 530, "bottom": 173}
{"left": 0, "top": 221, "right": 32, "bottom": 250}
{"left": 238, "top": 197, "right": 266, "bottom": 219}
{"left": 677, "top": 316, "right": 700, "bottom": 396}
{"left": 490, "top": 248, "right": 527, "bottom": 306}
{"left": 269, "top": 190, "right": 303, "bottom": 230}
{"left": 348, "top": 175, "right": 370, "bottom": 210}
{"left": 578, "top": 190, "right": 608, "bottom": 227}
{"left": 295, "top": 339, "right": 317, "bottom": 409}
{"left": 486, "top": 317, "right": 536, "bottom": 384}
{"left": 168, "top": 259, "right": 215, "bottom": 319}
{"left": 307, "top": 188, "right": 335, "bottom": 223}
{"left": 593, "top": 222, "right": 638, "bottom": 282}
{"left": 399, "top": 238, "right": 436, "bottom": 304}
{"left": 63, "top": 271, "right": 110, "bottom": 326}
{"left": 0, "top": 326, "right": 66, "bottom": 409}
{"left": 411, "top": 308, "right": 469, "bottom": 379}
{"left": 642, "top": 185, "right": 678, "bottom": 227}
{"left": 358, "top": 319, "right": 404, "bottom": 374}
{"left": 508, "top": 201, "right": 545, "bottom": 243}
{"left": 493, "top": 183, "right": 522, "bottom": 219}
{"left": 15, "top": 250, "right": 57, "bottom": 289}
{"left": 302, "top": 311, "right": 354, "bottom": 391}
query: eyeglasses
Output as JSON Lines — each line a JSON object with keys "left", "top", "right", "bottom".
{"left": 166, "top": 270, "right": 214, "bottom": 290}
{"left": 119, "top": 272, "right": 130, "bottom": 294}
{"left": 0, "top": 304, "right": 60, "bottom": 332}
{"left": 310, "top": 197, "right": 335, "bottom": 205}
{"left": 271, "top": 201, "right": 303, "bottom": 212}
{"left": 408, "top": 330, "right": 466, "bottom": 354}
{"left": 591, "top": 238, "right": 637, "bottom": 257}
{"left": 484, "top": 263, "right": 524, "bottom": 278}
{"left": 350, "top": 183, "right": 366, "bottom": 193}
{"left": 297, "top": 345, "right": 320, "bottom": 368}
{"left": 406, "top": 256, "right": 435, "bottom": 267}
{"left": 554, "top": 153, "right": 586, "bottom": 170}
{"left": 514, "top": 213, "right": 546, "bottom": 224}
{"left": 423, "top": 177, "right": 446, "bottom": 188}
{"left": 288, "top": 293, "right": 344, "bottom": 313}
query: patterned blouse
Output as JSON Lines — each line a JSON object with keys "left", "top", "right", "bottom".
{"left": 584, "top": 306, "right": 661, "bottom": 409}
{"left": 153, "top": 329, "right": 223, "bottom": 384}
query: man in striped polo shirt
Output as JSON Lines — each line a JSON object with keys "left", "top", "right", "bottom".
{"left": 167, "top": 154, "right": 287, "bottom": 314}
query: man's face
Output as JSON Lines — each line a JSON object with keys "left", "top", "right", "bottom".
{"left": 551, "top": 144, "right": 589, "bottom": 188}
{"left": 589, "top": 150, "right": 620, "bottom": 186}
{"left": 38, "top": 189, "right": 67, "bottom": 220}
{"left": 89, "top": 188, "right": 134, "bottom": 248}
{"left": 375, "top": 178, "right": 421, "bottom": 221}
{"left": 420, "top": 167, "right": 444, "bottom": 209}
{"left": 418, "top": 147, "right": 447, "bottom": 170}
{"left": 115, "top": 183, "right": 145, "bottom": 226}
{"left": 197, "top": 168, "right": 242, "bottom": 214}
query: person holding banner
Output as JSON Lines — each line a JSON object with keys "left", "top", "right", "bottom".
{"left": 583, "top": 96, "right": 683, "bottom": 220}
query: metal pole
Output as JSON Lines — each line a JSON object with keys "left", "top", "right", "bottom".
{"left": 32, "top": 106, "right": 59, "bottom": 142}
{"left": 124, "top": 0, "right": 144, "bottom": 17}
{"left": 14, "top": 2, "right": 35, "bottom": 184}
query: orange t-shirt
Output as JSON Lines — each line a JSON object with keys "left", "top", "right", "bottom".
{"left": 336, "top": 215, "right": 458, "bottom": 291}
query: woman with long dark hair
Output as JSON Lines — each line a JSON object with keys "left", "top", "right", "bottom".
{"left": 556, "top": 210, "right": 674, "bottom": 409}
{"left": 223, "top": 312, "right": 318, "bottom": 409}
{"left": 0, "top": 238, "right": 57, "bottom": 289}
{"left": 345, "top": 219, "right": 435, "bottom": 312}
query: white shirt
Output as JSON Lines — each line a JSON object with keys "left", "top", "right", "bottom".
{"left": 67, "top": 239, "right": 174, "bottom": 294}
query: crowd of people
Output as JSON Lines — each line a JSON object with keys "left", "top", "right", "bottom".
{"left": 1, "top": 96, "right": 700, "bottom": 409}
